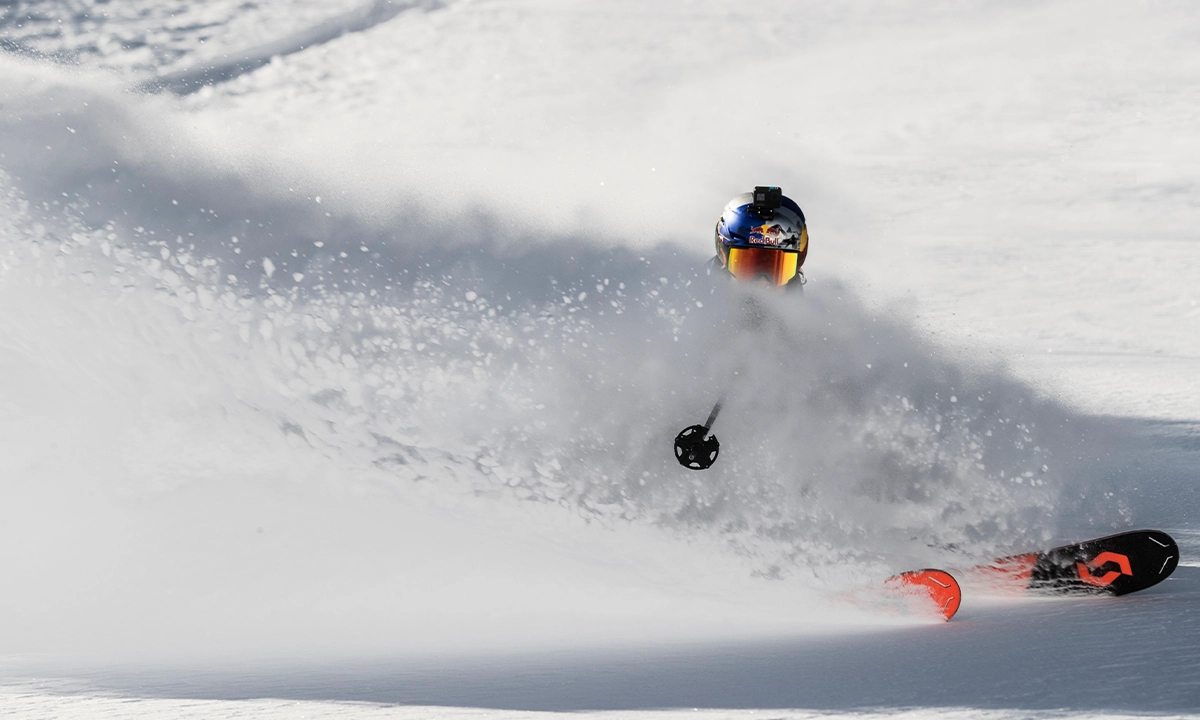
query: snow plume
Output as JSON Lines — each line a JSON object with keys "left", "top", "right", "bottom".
{"left": 0, "top": 62, "right": 1136, "bottom": 659}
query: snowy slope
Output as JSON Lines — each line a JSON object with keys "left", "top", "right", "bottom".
{"left": 2, "top": 0, "right": 1200, "bottom": 718}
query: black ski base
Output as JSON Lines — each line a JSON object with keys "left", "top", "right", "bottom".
{"left": 1029, "top": 529, "right": 1179, "bottom": 596}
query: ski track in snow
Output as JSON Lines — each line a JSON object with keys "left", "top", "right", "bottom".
{"left": 138, "top": 0, "right": 445, "bottom": 95}
{"left": 3, "top": 1, "right": 1200, "bottom": 718}
{"left": 0, "top": 0, "right": 377, "bottom": 74}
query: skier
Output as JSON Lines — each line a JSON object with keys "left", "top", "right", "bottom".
{"left": 674, "top": 187, "right": 809, "bottom": 470}
{"left": 711, "top": 186, "right": 808, "bottom": 289}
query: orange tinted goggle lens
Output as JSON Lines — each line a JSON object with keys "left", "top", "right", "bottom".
{"left": 726, "top": 247, "right": 798, "bottom": 286}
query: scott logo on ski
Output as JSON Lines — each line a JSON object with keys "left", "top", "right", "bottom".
{"left": 1076, "top": 551, "right": 1133, "bottom": 587}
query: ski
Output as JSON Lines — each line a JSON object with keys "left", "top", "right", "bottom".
{"left": 970, "top": 529, "right": 1179, "bottom": 597}
{"left": 883, "top": 568, "right": 962, "bottom": 621}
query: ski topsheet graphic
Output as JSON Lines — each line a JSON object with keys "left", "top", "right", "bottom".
{"left": 973, "top": 529, "right": 1179, "bottom": 596}
{"left": 883, "top": 569, "right": 962, "bottom": 621}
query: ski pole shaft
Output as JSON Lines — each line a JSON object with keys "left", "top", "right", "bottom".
{"left": 703, "top": 400, "right": 723, "bottom": 432}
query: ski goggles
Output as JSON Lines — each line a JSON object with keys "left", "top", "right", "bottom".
{"left": 726, "top": 246, "right": 799, "bottom": 286}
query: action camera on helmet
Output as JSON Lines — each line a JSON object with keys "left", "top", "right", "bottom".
{"left": 752, "top": 186, "right": 782, "bottom": 212}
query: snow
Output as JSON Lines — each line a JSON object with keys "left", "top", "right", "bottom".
{"left": 4, "top": 693, "right": 1196, "bottom": 720}
{"left": 2, "top": 0, "right": 1200, "bottom": 718}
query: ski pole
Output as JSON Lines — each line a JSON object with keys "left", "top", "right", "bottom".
{"left": 674, "top": 397, "right": 723, "bottom": 470}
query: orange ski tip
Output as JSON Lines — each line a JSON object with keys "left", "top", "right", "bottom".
{"left": 886, "top": 568, "right": 962, "bottom": 621}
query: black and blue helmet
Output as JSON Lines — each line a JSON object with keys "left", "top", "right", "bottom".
{"left": 714, "top": 187, "right": 808, "bottom": 285}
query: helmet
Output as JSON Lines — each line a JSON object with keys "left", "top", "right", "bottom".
{"left": 714, "top": 186, "right": 808, "bottom": 286}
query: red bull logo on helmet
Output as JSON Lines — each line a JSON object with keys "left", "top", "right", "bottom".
{"left": 748, "top": 223, "right": 799, "bottom": 249}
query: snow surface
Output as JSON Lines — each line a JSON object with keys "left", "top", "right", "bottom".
{"left": 2, "top": 0, "right": 1200, "bottom": 717}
